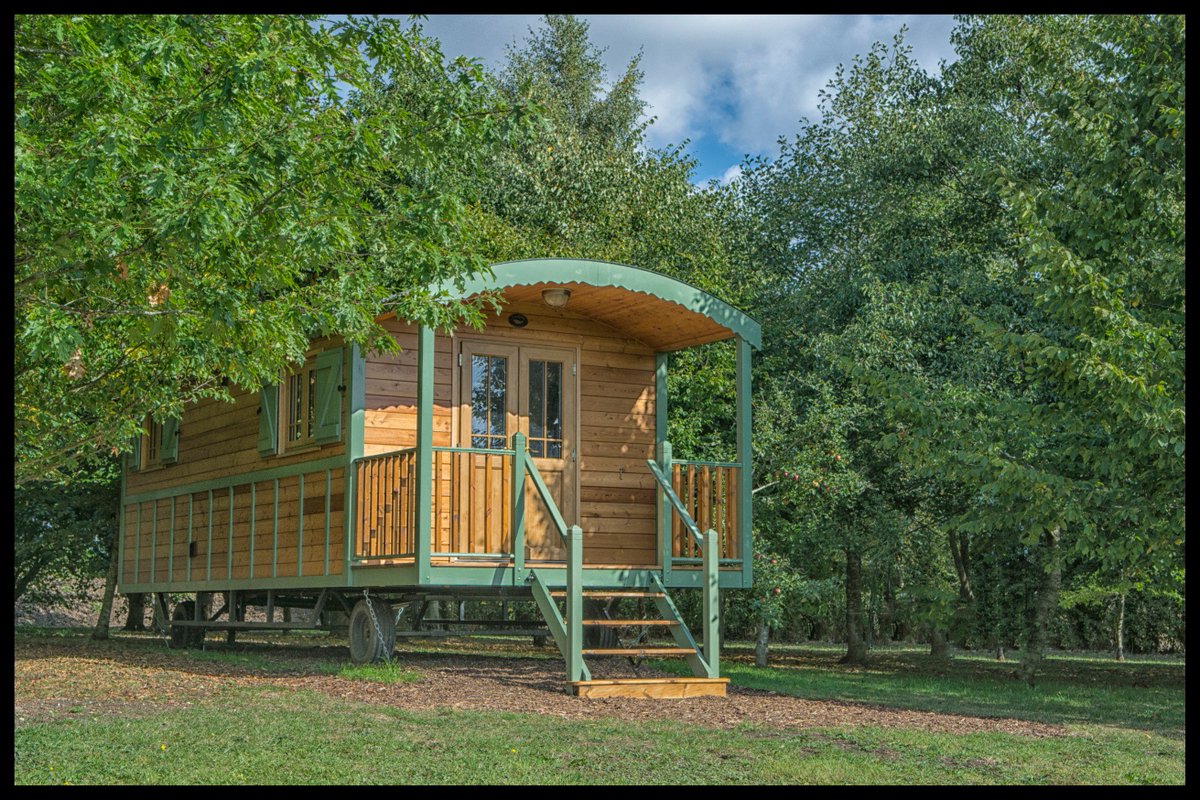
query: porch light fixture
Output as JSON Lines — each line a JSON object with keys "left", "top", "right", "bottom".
{"left": 541, "top": 288, "right": 571, "bottom": 308}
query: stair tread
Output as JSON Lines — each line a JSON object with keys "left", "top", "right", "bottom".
{"left": 576, "top": 619, "right": 676, "bottom": 626}
{"left": 571, "top": 677, "right": 730, "bottom": 686}
{"left": 581, "top": 647, "right": 696, "bottom": 656}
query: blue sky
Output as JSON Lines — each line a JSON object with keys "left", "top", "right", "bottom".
{"left": 417, "top": 15, "right": 959, "bottom": 185}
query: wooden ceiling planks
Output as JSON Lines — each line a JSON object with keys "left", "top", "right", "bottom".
{"left": 476, "top": 282, "right": 733, "bottom": 352}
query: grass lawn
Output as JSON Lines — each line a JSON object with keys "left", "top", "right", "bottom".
{"left": 13, "top": 630, "right": 1185, "bottom": 785}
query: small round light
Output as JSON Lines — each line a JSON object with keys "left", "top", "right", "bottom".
{"left": 541, "top": 288, "right": 571, "bottom": 308}
{"left": 508, "top": 313, "right": 528, "bottom": 328}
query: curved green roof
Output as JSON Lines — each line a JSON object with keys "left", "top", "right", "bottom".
{"left": 439, "top": 258, "right": 761, "bottom": 350}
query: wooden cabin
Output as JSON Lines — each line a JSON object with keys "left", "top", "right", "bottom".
{"left": 118, "top": 258, "right": 760, "bottom": 698}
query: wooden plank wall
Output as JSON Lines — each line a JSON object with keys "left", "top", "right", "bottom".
{"left": 120, "top": 339, "right": 347, "bottom": 589}
{"left": 363, "top": 304, "right": 658, "bottom": 566}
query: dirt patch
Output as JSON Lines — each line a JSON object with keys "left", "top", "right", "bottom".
{"left": 13, "top": 633, "right": 1067, "bottom": 738}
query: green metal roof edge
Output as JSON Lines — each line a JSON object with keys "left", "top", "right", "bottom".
{"left": 438, "top": 258, "right": 761, "bottom": 350}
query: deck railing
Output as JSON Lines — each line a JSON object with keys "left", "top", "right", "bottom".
{"left": 354, "top": 448, "right": 418, "bottom": 558}
{"left": 670, "top": 460, "right": 740, "bottom": 562}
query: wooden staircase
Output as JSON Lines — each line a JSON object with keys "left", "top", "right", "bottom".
{"left": 532, "top": 579, "right": 729, "bottom": 699}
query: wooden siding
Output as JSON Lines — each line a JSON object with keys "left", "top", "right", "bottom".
{"left": 120, "top": 339, "right": 347, "bottom": 589}
{"left": 365, "top": 303, "right": 658, "bottom": 566}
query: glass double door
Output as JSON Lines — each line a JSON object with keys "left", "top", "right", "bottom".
{"left": 458, "top": 339, "right": 576, "bottom": 561}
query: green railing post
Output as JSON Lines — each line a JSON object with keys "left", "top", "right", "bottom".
{"left": 702, "top": 527, "right": 720, "bottom": 678}
{"left": 658, "top": 440, "right": 672, "bottom": 582}
{"left": 736, "top": 335, "right": 753, "bottom": 586}
{"left": 511, "top": 432, "right": 527, "bottom": 580}
{"left": 415, "top": 325, "right": 434, "bottom": 584}
{"left": 566, "top": 523, "right": 584, "bottom": 683}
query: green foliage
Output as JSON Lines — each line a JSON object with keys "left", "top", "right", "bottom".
{"left": 14, "top": 463, "right": 119, "bottom": 604}
{"left": 14, "top": 14, "right": 521, "bottom": 484}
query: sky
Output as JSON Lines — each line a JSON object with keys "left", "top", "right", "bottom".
{"left": 418, "top": 14, "right": 960, "bottom": 186}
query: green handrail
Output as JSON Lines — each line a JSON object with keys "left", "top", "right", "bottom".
{"left": 646, "top": 458, "right": 704, "bottom": 546}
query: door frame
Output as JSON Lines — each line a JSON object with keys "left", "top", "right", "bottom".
{"left": 453, "top": 334, "right": 581, "bottom": 530}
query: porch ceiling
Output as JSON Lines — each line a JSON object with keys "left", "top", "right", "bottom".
{"left": 439, "top": 259, "right": 761, "bottom": 352}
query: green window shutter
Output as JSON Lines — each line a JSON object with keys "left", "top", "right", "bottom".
{"left": 258, "top": 384, "right": 279, "bottom": 456}
{"left": 313, "top": 347, "right": 344, "bottom": 444}
{"left": 160, "top": 417, "right": 179, "bottom": 464}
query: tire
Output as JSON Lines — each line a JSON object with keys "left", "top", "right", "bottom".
{"left": 170, "top": 601, "right": 205, "bottom": 649}
{"left": 348, "top": 598, "right": 395, "bottom": 664}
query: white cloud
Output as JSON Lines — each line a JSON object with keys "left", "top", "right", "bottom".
{"left": 718, "top": 164, "right": 743, "bottom": 186}
{"left": 420, "top": 14, "right": 958, "bottom": 158}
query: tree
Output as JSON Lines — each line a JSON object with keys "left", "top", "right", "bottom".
{"left": 15, "top": 14, "right": 520, "bottom": 485}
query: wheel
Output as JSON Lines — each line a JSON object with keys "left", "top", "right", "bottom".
{"left": 170, "top": 601, "right": 205, "bottom": 649}
{"left": 348, "top": 598, "right": 395, "bottom": 664}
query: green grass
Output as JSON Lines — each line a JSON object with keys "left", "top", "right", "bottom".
{"left": 326, "top": 661, "right": 423, "bottom": 684}
{"left": 13, "top": 631, "right": 1185, "bottom": 784}
{"left": 652, "top": 643, "right": 1185, "bottom": 735}
{"left": 13, "top": 685, "right": 1184, "bottom": 785}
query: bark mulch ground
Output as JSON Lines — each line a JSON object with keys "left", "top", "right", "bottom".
{"left": 13, "top": 634, "right": 1065, "bottom": 738}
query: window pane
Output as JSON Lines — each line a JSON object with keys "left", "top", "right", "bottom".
{"left": 489, "top": 356, "right": 506, "bottom": 444}
{"left": 472, "top": 354, "right": 507, "bottom": 449}
{"left": 471, "top": 355, "right": 490, "bottom": 437}
{"left": 288, "top": 374, "right": 302, "bottom": 441}
{"left": 307, "top": 368, "right": 316, "bottom": 438}
{"left": 529, "top": 360, "right": 545, "bottom": 440}
{"left": 547, "top": 441, "right": 562, "bottom": 458}
{"left": 546, "top": 362, "right": 562, "bottom": 441}
{"left": 528, "top": 439, "right": 543, "bottom": 458}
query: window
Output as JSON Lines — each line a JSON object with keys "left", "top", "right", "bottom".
{"left": 133, "top": 416, "right": 178, "bottom": 471}
{"left": 258, "top": 346, "right": 343, "bottom": 457}
{"left": 527, "top": 359, "right": 563, "bottom": 458}
{"left": 285, "top": 359, "right": 319, "bottom": 449}
{"left": 470, "top": 354, "right": 508, "bottom": 450}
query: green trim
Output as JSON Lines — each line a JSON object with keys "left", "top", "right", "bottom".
{"left": 344, "top": 344, "right": 365, "bottom": 587}
{"left": 702, "top": 525, "right": 720, "bottom": 678}
{"left": 528, "top": 571, "right": 590, "bottom": 681}
{"left": 415, "top": 325, "right": 434, "bottom": 585}
{"left": 324, "top": 469, "right": 332, "bottom": 576}
{"left": 647, "top": 458, "right": 702, "bottom": 545}
{"left": 167, "top": 496, "right": 175, "bottom": 584}
{"left": 511, "top": 433, "right": 526, "bottom": 579}
{"left": 657, "top": 441, "right": 673, "bottom": 584}
{"left": 226, "top": 486, "right": 233, "bottom": 580}
{"left": 186, "top": 495, "right": 193, "bottom": 583}
{"left": 655, "top": 353, "right": 670, "bottom": 580}
{"left": 435, "top": 259, "right": 762, "bottom": 350}
{"left": 206, "top": 490, "right": 213, "bottom": 582}
{"left": 432, "top": 446, "right": 516, "bottom": 456}
{"left": 272, "top": 479, "right": 279, "bottom": 578}
{"left": 736, "top": 336, "right": 753, "bottom": 587}
{"left": 566, "top": 524, "right": 584, "bottom": 682}
{"left": 248, "top": 483, "right": 256, "bottom": 578}
{"left": 150, "top": 499, "right": 157, "bottom": 585}
{"left": 124, "top": 455, "right": 344, "bottom": 504}
{"left": 134, "top": 503, "right": 141, "bottom": 583}
{"left": 297, "top": 473, "right": 304, "bottom": 577}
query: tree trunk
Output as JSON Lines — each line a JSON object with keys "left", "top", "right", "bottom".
{"left": 1019, "top": 527, "right": 1061, "bottom": 686}
{"left": 123, "top": 593, "right": 147, "bottom": 631}
{"left": 92, "top": 540, "right": 119, "bottom": 640}
{"left": 151, "top": 592, "right": 170, "bottom": 634}
{"left": 930, "top": 627, "right": 949, "bottom": 659}
{"left": 839, "top": 549, "right": 869, "bottom": 665}
{"left": 996, "top": 646, "right": 1006, "bottom": 662}
{"left": 755, "top": 622, "right": 770, "bottom": 667}
{"left": 1115, "top": 591, "right": 1126, "bottom": 662}
{"left": 948, "top": 530, "right": 975, "bottom": 602}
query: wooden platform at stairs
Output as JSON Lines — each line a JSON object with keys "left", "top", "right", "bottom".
{"left": 568, "top": 677, "right": 730, "bottom": 699}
